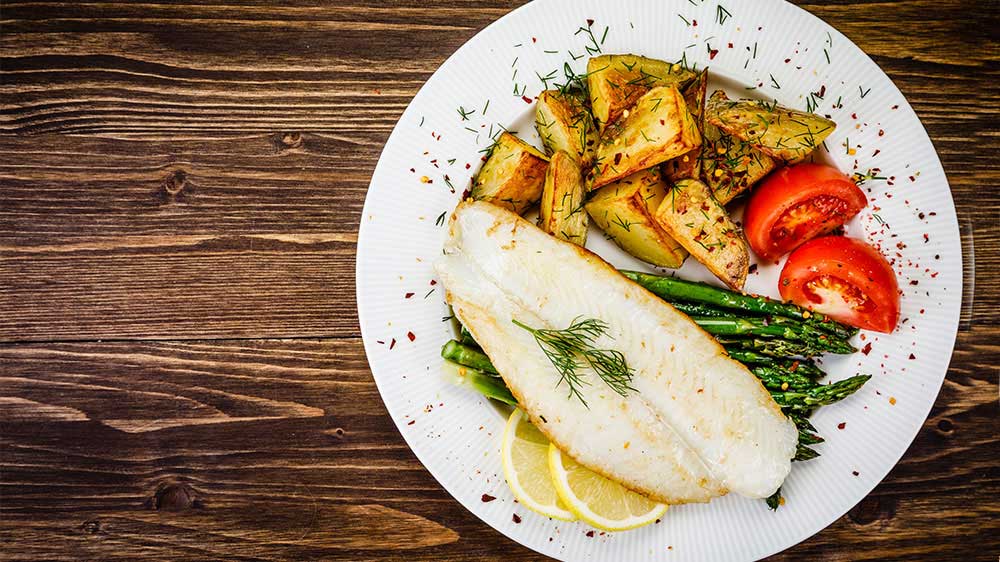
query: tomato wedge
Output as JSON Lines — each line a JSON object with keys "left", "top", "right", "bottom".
{"left": 779, "top": 236, "right": 899, "bottom": 333}
{"left": 744, "top": 163, "right": 867, "bottom": 261}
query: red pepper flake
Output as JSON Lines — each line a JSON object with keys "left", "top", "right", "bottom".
{"left": 465, "top": 163, "right": 471, "bottom": 169}
{"left": 532, "top": 37, "right": 537, "bottom": 43}
{"left": 728, "top": 42, "right": 734, "bottom": 48}
{"left": 909, "top": 353, "right": 916, "bottom": 360}
{"left": 586, "top": 18, "right": 594, "bottom": 26}
{"left": 872, "top": 149, "right": 881, "bottom": 157}
{"left": 522, "top": 95, "right": 533, "bottom": 104}
{"left": 851, "top": 112, "right": 857, "bottom": 119}
{"left": 389, "top": 338, "right": 396, "bottom": 350}
{"left": 892, "top": 104, "right": 899, "bottom": 110}
{"left": 512, "top": 513, "right": 522, "bottom": 523}
{"left": 852, "top": 470, "right": 860, "bottom": 476}
{"left": 407, "top": 420, "right": 416, "bottom": 426}
{"left": 585, "top": 530, "right": 595, "bottom": 538}
{"left": 481, "top": 494, "right": 496, "bottom": 503}
{"left": 923, "top": 233, "right": 930, "bottom": 243}
{"left": 784, "top": 58, "right": 791, "bottom": 63}
{"left": 409, "top": 167, "right": 416, "bottom": 173}
{"left": 861, "top": 342, "right": 873, "bottom": 355}
{"left": 407, "top": 331, "right": 416, "bottom": 342}
{"left": 709, "top": 49, "right": 719, "bottom": 60}
{"left": 838, "top": 422, "right": 847, "bottom": 430}
{"left": 405, "top": 292, "right": 415, "bottom": 299}
{"left": 910, "top": 280, "right": 919, "bottom": 286}
{"left": 692, "top": 19, "right": 698, "bottom": 26}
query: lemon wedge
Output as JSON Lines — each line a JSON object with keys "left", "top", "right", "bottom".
{"left": 500, "top": 408, "right": 576, "bottom": 521}
{"left": 548, "top": 444, "right": 668, "bottom": 531}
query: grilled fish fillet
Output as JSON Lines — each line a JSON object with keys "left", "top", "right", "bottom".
{"left": 436, "top": 201, "right": 797, "bottom": 503}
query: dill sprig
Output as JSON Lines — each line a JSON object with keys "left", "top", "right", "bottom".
{"left": 513, "top": 317, "right": 636, "bottom": 407}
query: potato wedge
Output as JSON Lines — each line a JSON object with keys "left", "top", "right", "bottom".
{"left": 587, "top": 54, "right": 696, "bottom": 132}
{"left": 538, "top": 151, "right": 588, "bottom": 246}
{"left": 471, "top": 132, "right": 549, "bottom": 214}
{"left": 700, "top": 94, "right": 779, "bottom": 204}
{"left": 663, "top": 69, "right": 709, "bottom": 182}
{"left": 591, "top": 85, "right": 701, "bottom": 189}
{"left": 585, "top": 168, "right": 688, "bottom": 268}
{"left": 705, "top": 90, "right": 836, "bottom": 163}
{"left": 535, "top": 90, "right": 598, "bottom": 166}
{"left": 653, "top": 178, "right": 749, "bottom": 289}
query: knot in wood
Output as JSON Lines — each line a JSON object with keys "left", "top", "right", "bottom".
{"left": 936, "top": 417, "right": 954, "bottom": 434}
{"left": 80, "top": 519, "right": 103, "bottom": 534}
{"left": 278, "top": 132, "right": 303, "bottom": 149}
{"left": 162, "top": 169, "right": 188, "bottom": 196}
{"left": 153, "top": 482, "right": 198, "bottom": 511}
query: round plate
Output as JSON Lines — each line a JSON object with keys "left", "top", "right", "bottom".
{"left": 356, "top": 1, "right": 962, "bottom": 560}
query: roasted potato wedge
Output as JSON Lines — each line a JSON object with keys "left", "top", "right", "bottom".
{"left": 653, "top": 178, "right": 749, "bottom": 289}
{"left": 587, "top": 54, "right": 696, "bottom": 132}
{"left": 585, "top": 168, "right": 688, "bottom": 268}
{"left": 471, "top": 132, "right": 549, "bottom": 214}
{"left": 705, "top": 90, "right": 836, "bottom": 163}
{"left": 663, "top": 69, "right": 709, "bottom": 182}
{"left": 700, "top": 99, "right": 779, "bottom": 204}
{"left": 535, "top": 90, "right": 598, "bottom": 166}
{"left": 538, "top": 151, "right": 588, "bottom": 246}
{"left": 591, "top": 85, "right": 702, "bottom": 189}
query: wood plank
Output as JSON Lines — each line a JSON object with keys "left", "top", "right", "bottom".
{"left": 0, "top": 333, "right": 997, "bottom": 560}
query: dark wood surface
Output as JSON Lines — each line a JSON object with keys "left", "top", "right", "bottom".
{"left": 2, "top": 1, "right": 997, "bottom": 560}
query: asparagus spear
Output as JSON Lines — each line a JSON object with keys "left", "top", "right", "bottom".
{"left": 668, "top": 301, "right": 731, "bottom": 318}
{"left": 621, "top": 270, "right": 858, "bottom": 339}
{"left": 441, "top": 340, "right": 498, "bottom": 375}
{"left": 465, "top": 368, "right": 517, "bottom": 405}
{"left": 752, "top": 365, "right": 818, "bottom": 391}
{"left": 721, "top": 337, "right": 825, "bottom": 358}
{"left": 728, "top": 350, "right": 826, "bottom": 379}
{"left": 765, "top": 488, "right": 783, "bottom": 510}
{"left": 794, "top": 444, "right": 821, "bottom": 461}
{"left": 770, "top": 375, "right": 871, "bottom": 411}
{"left": 692, "top": 316, "right": 856, "bottom": 354}
{"left": 459, "top": 326, "right": 480, "bottom": 348}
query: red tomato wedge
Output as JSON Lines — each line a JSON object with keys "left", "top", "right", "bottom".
{"left": 779, "top": 236, "right": 899, "bottom": 333}
{"left": 744, "top": 163, "right": 867, "bottom": 261}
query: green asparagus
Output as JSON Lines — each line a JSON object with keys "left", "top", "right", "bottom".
{"left": 752, "top": 365, "right": 818, "bottom": 391}
{"left": 794, "top": 444, "right": 820, "bottom": 462}
{"left": 728, "top": 350, "right": 826, "bottom": 379}
{"left": 621, "top": 270, "right": 858, "bottom": 339}
{"left": 720, "top": 337, "right": 826, "bottom": 358}
{"left": 459, "top": 325, "right": 480, "bottom": 348}
{"left": 441, "top": 340, "right": 498, "bottom": 375}
{"left": 770, "top": 375, "right": 872, "bottom": 411}
{"left": 691, "top": 316, "right": 856, "bottom": 354}
{"left": 465, "top": 369, "right": 517, "bottom": 406}
{"left": 668, "top": 301, "right": 731, "bottom": 318}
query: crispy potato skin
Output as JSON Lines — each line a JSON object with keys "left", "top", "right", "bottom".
{"left": 538, "top": 151, "right": 588, "bottom": 246}
{"left": 705, "top": 90, "right": 836, "bottom": 163}
{"left": 663, "top": 69, "right": 709, "bottom": 182}
{"left": 535, "top": 90, "right": 598, "bottom": 166}
{"left": 591, "top": 85, "right": 702, "bottom": 189}
{"left": 654, "top": 178, "right": 749, "bottom": 289}
{"left": 471, "top": 132, "right": 549, "bottom": 214}
{"left": 585, "top": 168, "right": 688, "bottom": 268}
{"left": 587, "top": 54, "right": 696, "bottom": 133}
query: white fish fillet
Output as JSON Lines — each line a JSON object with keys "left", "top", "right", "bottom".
{"left": 436, "top": 201, "right": 797, "bottom": 503}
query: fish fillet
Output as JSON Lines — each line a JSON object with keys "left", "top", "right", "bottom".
{"left": 436, "top": 201, "right": 797, "bottom": 503}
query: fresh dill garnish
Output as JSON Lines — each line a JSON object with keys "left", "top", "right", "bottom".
{"left": 457, "top": 106, "right": 475, "bottom": 121}
{"left": 769, "top": 74, "right": 781, "bottom": 89}
{"left": 678, "top": 13, "right": 691, "bottom": 26}
{"left": 434, "top": 211, "right": 447, "bottom": 226}
{"left": 716, "top": 4, "right": 732, "bottom": 25}
{"left": 859, "top": 86, "right": 870, "bottom": 99}
{"left": 513, "top": 317, "right": 636, "bottom": 407}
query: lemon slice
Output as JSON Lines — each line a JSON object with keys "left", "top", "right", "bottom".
{"left": 548, "top": 444, "right": 668, "bottom": 531}
{"left": 500, "top": 408, "right": 576, "bottom": 521}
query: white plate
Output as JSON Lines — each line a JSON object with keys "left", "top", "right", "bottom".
{"left": 356, "top": 1, "right": 962, "bottom": 560}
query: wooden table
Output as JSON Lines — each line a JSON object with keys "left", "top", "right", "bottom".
{"left": 2, "top": 1, "right": 997, "bottom": 560}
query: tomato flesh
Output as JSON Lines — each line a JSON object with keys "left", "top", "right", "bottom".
{"left": 779, "top": 236, "right": 899, "bottom": 333}
{"left": 744, "top": 164, "right": 867, "bottom": 261}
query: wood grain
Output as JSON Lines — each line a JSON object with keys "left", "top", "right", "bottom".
{"left": 1, "top": 1, "right": 997, "bottom": 560}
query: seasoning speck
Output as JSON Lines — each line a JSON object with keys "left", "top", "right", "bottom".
{"left": 585, "top": 530, "right": 595, "bottom": 538}
{"left": 889, "top": 396, "right": 897, "bottom": 405}
{"left": 481, "top": 494, "right": 496, "bottom": 503}
{"left": 512, "top": 514, "right": 522, "bottom": 524}
{"left": 837, "top": 422, "right": 846, "bottom": 430}
{"left": 407, "top": 331, "right": 416, "bottom": 342}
